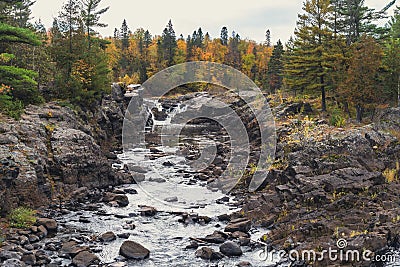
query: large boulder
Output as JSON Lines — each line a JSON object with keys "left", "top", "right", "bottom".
{"left": 119, "top": 241, "right": 150, "bottom": 260}
{"left": 219, "top": 241, "right": 242, "bottom": 257}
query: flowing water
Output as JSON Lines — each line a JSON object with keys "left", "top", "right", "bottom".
{"left": 50, "top": 96, "right": 278, "bottom": 267}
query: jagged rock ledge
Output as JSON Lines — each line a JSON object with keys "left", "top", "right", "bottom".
{"left": 0, "top": 83, "right": 137, "bottom": 214}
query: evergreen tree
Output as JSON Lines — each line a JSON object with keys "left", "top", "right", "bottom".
{"left": 220, "top": 26, "right": 228, "bottom": 45}
{"left": 161, "top": 19, "right": 177, "bottom": 66}
{"left": 284, "top": 0, "right": 337, "bottom": 112}
{"left": 80, "top": 0, "right": 109, "bottom": 50}
{"left": 120, "top": 19, "right": 130, "bottom": 50}
{"left": 225, "top": 32, "right": 241, "bottom": 69}
{"left": 265, "top": 29, "right": 271, "bottom": 47}
{"left": 0, "top": 22, "right": 42, "bottom": 106}
{"left": 267, "top": 40, "right": 284, "bottom": 93}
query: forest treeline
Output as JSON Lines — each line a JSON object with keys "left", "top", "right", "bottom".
{"left": 0, "top": 0, "right": 399, "bottom": 122}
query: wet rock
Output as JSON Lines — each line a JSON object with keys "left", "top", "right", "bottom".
{"left": 151, "top": 107, "right": 168, "bottom": 121}
{"left": 109, "top": 262, "right": 127, "bottom": 267}
{"left": 123, "top": 188, "right": 138, "bottom": 194}
{"left": 164, "top": 196, "right": 178, "bottom": 203}
{"left": 27, "top": 235, "right": 39, "bottom": 243}
{"left": 225, "top": 218, "right": 251, "bottom": 233}
{"left": 79, "top": 216, "right": 91, "bottom": 223}
{"left": 219, "top": 241, "right": 243, "bottom": 257}
{"left": 186, "top": 241, "right": 199, "bottom": 249}
{"left": 18, "top": 236, "right": 29, "bottom": 246}
{"left": 0, "top": 259, "right": 25, "bottom": 267}
{"left": 37, "top": 218, "right": 58, "bottom": 232}
{"left": 201, "top": 231, "right": 227, "bottom": 244}
{"left": 60, "top": 241, "right": 88, "bottom": 257}
{"left": 237, "top": 261, "right": 252, "bottom": 267}
{"left": 100, "top": 231, "right": 116, "bottom": 242}
{"left": 216, "top": 196, "right": 230, "bottom": 204}
{"left": 218, "top": 214, "right": 230, "bottom": 222}
{"left": 20, "top": 253, "right": 36, "bottom": 265}
{"left": 139, "top": 206, "right": 157, "bottom": 216}
{"left": 37, "top": 225, "right": 47, "bottom": 237}
{"left": 72, "top": 251, "right": 100, "bottom": 267}
{"left": 195, "top": 247, "right": 224, "bottom": 261}
{"left": 162, "top": 161, "right": 174, "bottom": 167}
{"left": 70, "top": 187, "right": 89, "bottom": 200}
{"left": 119, "top": 240, "right": 150, "bottom": 260}
{"left": 103, "top": 192, "right": 129, "bottom": 207}
{"left": 117, "top": 233, "right": 130, "bottom": 239}
{"left": 129, "top": 165, "right": 148, "bottom": 174}
{"left": 0, "top": 250, "right": 22, "bottom": 260}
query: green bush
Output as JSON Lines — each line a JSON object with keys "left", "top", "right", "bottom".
{"left": 0, "top": 93, "right": 24, "bottom": 120}
{"left": 330, "top": 108, "right": 346, "bottom": 127}
{"left": 8, "top": 207, "right": 36, "bottom": 229}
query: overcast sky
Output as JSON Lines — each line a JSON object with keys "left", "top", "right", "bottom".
{"left": 31, "top": 0, "right": 397, "bottom": 44}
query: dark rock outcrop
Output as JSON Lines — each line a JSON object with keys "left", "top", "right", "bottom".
{"left": 0, "top": 84, "right": 137, "bottom": 214}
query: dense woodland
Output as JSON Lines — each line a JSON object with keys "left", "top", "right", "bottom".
{"left": 0, "top": 0, "right": 400, "bottom": 122}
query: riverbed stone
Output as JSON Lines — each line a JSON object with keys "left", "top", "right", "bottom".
{"left": 37, "top": 218, "right": 58, "bottom": 232}
{"left": 100, "top": 231, "right": 116, "bottom": 242}
{"left": 219, "top": 241, "right": 243, "bottom": 257}
{"left": 0, "top": 259, "right": 26, "bottom": 267}
{"left": 72, "top": 251, "right": 100, "bottom": 267}
{"left": 195, "top": 247, "right": 224, "bottom": 260}
{"left": 139, "top": 206, "right": 157, "bottom": 216}
{"left": 119, "top": 241, "right": 150, "bottom": 260}
{"left": 225, "top": 218, "right": 251, "bottom": 233}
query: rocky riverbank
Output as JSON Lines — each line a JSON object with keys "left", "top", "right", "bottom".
{"left": 0, "top": 85, "right": 399, "bottom": 266}
{"left": 0, "top": 84, "right": 137, "bottom": 215}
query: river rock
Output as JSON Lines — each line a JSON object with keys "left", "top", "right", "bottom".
{"left": 119, "top": 241, "right": 150, "bottom": 260}
{"left": 72, "top": 251, "right": 100, "bottom": 267}
{"left": 195, "top": 247, "right": 224, "bottom": 261}
{"left": 99, "top": 231, "right": 116, "bottom": 242}
{"left": 139, "top": 206, "right": 157, "bottom": 216}
{"left": 0, "top": 259, "right": 25, "bottom": 267}
{"left": 36, "top": 218, "right": 57, "bottom": 232}
{"left": 225, "top": 218, "right": 251, "bottom": 233}
{"left": 201, "top": 231, "right": 228, "bottom": 244}
{"left": 237, "top": 261, "right": 252, "bottom": 267}
{"left": 20, "top": 253, "right": 36, "bottom": 265}
{"left": 164, "top": 196, "right": 178, "bottom": 202}
{"left": 219, "top": 241, "right": 242, "bottom": 257}
{"left": 60, "top": 241, "right": 88, "bottom": 257}
{"left": 103, "top": 192, "right": 129, "bottom": 207}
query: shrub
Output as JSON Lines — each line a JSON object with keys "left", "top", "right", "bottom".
{"left": 330, "top": 108, "right": 346, "bottom": 127}
{"left": 383, "top": 168, "right": 398, "bottom": 183}
{"left": 0, "top": 85, "right": 24, "bottom": 120}
{"left": 8, "top": 207, "right": 36, "bottom": 229}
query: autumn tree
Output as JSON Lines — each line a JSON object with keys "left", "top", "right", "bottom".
{"left": 339, "top": 35, "right": 383, "bottom": 122}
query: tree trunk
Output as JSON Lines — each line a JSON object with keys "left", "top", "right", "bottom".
{"left": 321, "top": 75, "right": 326, "bottom": 112}
{"left": 344, "top": 101, "right": 351, "bottom": 118}
{"left": 356, "top": 104, "right": 363, "bottom": 123}
{"left": 397, "top": 73, "right": 400, "bottom": 108}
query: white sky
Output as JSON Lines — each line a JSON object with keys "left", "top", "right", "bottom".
{"left": 31, "top": 0, "right": 397, "bottom": 44}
